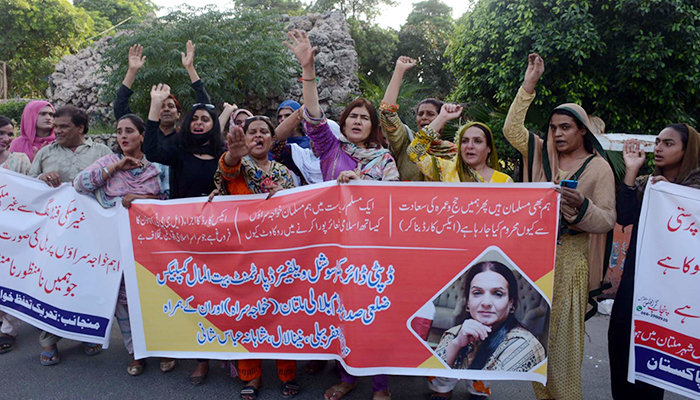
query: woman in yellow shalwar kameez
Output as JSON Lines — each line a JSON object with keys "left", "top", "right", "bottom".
{"left": 407, "top": 103, "right": 513, "bottom": 400}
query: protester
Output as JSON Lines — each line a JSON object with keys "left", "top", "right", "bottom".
{"left": 608, "top": 127, "right": 700, "bottom": 400}
{"left": 286, "top": 28, "right": 397, "bottom": 400}
{"left": 143, "top": 83, "right": 224, "bottom": 383}
{"left": 408, "top": 107, "right": 513, "bottom": 184}
{"left": 0, "top": 115, "right": 31, "bottom": 354}
{"left": 380, "top": 56, "right": 458, "bottom": 181}
{"left": 8, "top": 101, "right": 55, "bottom": 162}
{"left": 276, "top": 99, "right": 310, "bottom": 148}
{"left": 503, "top": 53, "right": 615, "bottom": 400}
{"left": 73, "top": 113, "right": 168, "bottom": 375}
{"left": 0, "top": 116, "right": 31, "bottom": 175}
{"left": 28, "top": 105, "right": 113, "bottom": 365}
{"left": 210, "top": 117, "right": 298, "bottom": 399}
{"left": 115, "top": 41, "right": 210, "bottom": 203}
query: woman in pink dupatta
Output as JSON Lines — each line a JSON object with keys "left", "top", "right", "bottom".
{"left": 8, "top": 100, "right": 56, "bottom": 161}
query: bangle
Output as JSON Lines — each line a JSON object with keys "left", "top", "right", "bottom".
{"left": 299, "top": 76, "right": 319, "bottom": 83}
{"left": 103, "top": 166, "right": 112, "bottom": 178}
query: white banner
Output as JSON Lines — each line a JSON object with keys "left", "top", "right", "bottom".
{"left": 630, "top": 180, "right": 700, "bottom": 399}
{"left": 0, "top": 169, "right": 123, "bottom": 346}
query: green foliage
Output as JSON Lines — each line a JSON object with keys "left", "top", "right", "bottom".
{"left": 0, "top": 99, "right": 30, "bottom": 124}
{"left": 74, "top": 0, "right": 158, "bottom": 27}
{"left": 395, "top": 0, "right": 455, "bottom": 98}
{"left": 358, "top": 73, "right": 431, "bottom": 124}
{"left": 348, "top": 18, "right": 398, "bottom": 79}
{"left": 235, "top": 0, "right": 305, "bottom": 15}
{"left": 99, "top": 6, "right": 296, "bottom": 117}
{"left": 447, "top": 0, "right": 700, "bottom": 134}
{"left": 1, "top": 0, "right": 97, "bottom": 97}
{"left": 311, "top": 0, "right": 397, "bottom": 22}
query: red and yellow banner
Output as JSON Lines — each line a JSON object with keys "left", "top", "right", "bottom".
{"left": 120, "top": 181, "right": 558, "bottom": 383}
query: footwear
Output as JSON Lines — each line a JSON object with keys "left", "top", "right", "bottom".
{"left": 160, "top": 358, "right": 176, "bottom": 373}
{"left": 127, "top": 359, "right": 146, "bottom": 376}
{"left": 372, "top": 390, "right": 391, "bottom": 400}
{"left": 40, "top": 347, "right": 61, "bottom": 366}
{"left": 0, "top": 335, "right": 16, "bottom": 354}
{"left": 189, "top": 363, "right": 209, "bottom": 386}
{"left": 281, "top": 380, "right": 300, "bottom": 398}
{"left": 240, "top": 385, "right": 259, "bottom": 400}
{"left": 83, "top": 343, "right": 103, "bottom": 356}
{"left": 324, "top": 382, "right": 357, "bottom": 400}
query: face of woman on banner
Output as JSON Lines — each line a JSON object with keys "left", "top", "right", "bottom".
{"left": 654, "top": 127, "right": 685, "bottom": 169}
{"left": 468, "top": 270, "right": 514, "bottom": 327}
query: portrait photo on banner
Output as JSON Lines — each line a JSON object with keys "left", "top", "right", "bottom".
{"left": 408, "top": 246, "right": 549, "bottom": 373}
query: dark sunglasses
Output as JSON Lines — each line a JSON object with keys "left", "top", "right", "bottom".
{"left": 246, "top": 115, "right": 271, "bottom": 121}
{"left": 193, "top": 103, "right": 216, "bottom": 111}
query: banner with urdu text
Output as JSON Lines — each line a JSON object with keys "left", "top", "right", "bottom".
{"left": 0, "top": 170, "right": 123, "bottom": 346}
{"left": 122, "top": 181, "right": 558, "bottom": 383}
{"left": 630, "top": 181, "right": 700, "bottom": 399}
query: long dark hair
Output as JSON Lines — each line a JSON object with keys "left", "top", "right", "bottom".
{"left": 338, "top": 98, "right": 383, "bottom": 148}
{"left": 0, "top": 116, "right": 12, "bottom": 129}
{"left": 179, "top": 104, "right": 223, "bottom": 157}
{"left": 463, "top": 261, "right": 519, "bottom": 370}
{"left": 666, "top": 123, "right": 690, "bottom": 150}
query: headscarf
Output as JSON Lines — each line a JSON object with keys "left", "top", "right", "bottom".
{"left": 653, "top": 124, "right": 700, "bottom": 184}
{"left": 540, "top": 103, "right": 609, "bottom": 183}
{"left": 338, "top": 134, "right": 392, "bottom": 176}
{"left": 454, "top": 122, "right": 500, "bottom": 182}
{"left": 276, "top": 100, "right": 301, "bottom": 120}
{"left": 230, "top": 109, "right": 253, "bottom": 129}
{"left": 9, "top": 100, "right": 55, "bottom": 161}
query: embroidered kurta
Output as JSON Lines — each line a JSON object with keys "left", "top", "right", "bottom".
{"left": 1, "top": 152, "right": 31, "bottom": 175}
{"left": 214, "top": 155, "right": 295, "bottom": 196}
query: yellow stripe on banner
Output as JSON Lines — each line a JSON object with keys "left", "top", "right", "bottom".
{"left": 533, "top": 360, "right": 547, "bottom": 376}
{"left": 135, "top": 261, "right": 249, "bottom": 353}
{"left": 534, "top": 270, "right": 554, "bottom": 301}
{"left": 418, "top": 355, "right": 447, "bottom": 369}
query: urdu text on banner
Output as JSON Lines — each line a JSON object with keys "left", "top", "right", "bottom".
{"left": 121, "top": 181, "right": 559, "bottom": 383}
{"left": 630, "top": 180, "right": 700, "bottom": 399}
{"left": 0, "top": 169, "right": 123, "bottom": 346}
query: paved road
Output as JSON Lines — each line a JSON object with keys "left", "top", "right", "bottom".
{"left": 0, "top": 314, "right": 688, "bottom": 399}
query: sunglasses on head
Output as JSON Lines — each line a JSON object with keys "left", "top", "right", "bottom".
{"left": 193, "top": 103, "right": 216, "bottom": 111}
{"left": 246, "top": 115, "right": 271, "bottom": 121}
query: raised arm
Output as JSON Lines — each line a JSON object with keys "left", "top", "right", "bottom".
{"left": 503, "top": 53, "right": 544, "bottom": 156}
{"left": 285, "top": 30, "right": 321, "bottom": 118}
{"left": 274, "top": 107, "right": 303, "bottom": 142}
{"left": 408, "top": 104, "right": 463, "bottom": 180}
{"left": 144, "top": 84, "right": 180, "bottom": 166}
{"left": 382, "top": 56, "right": 415, "bottom": 106}
{"left": 114, "top": 44, "right": 146, "bottom": 119}
{"left": 223, "top": 125, "right": 250, "bottom": 167}
{"left": 181, "top": 40, "right": 202, "bottom": 84}
{"left": 219, "top": 102, "right": 238, "bottom": 133}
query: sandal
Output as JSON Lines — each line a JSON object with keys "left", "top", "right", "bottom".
{"left": 324, "top": 382, "right": 357, "bottom": 400}
{"left": 127, "top": 359, "right": 146, "bottom": 376}
{"left": 282, "top": 380, "right": 300, "bottom": 398}
{"left": 240, "top": 385, "right": 260, "bottom": 400}
{"left": 40, "top": 347, "right": 61, "bottom": 366}
{"left": 189, "top": 363, "right": 209, "bottom": 386}
{"left": 160, "top": 358, "right": 176, "bottom": 373}
{"left": 83, "top": 342, "right": 103, "bottom": 356}
{"left": 0, "top": 335, "right": 16, "bottom": 354}
{"left": 372, "top": 390, "right": 391, "bottom": 400}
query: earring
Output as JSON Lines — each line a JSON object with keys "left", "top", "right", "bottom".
{"left": 465, "top": 305, "right": 470, "bottom": 313}
{"left": 510, "top": 306, "right": 515, "bottom": 314}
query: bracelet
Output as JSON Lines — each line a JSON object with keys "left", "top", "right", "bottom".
{"left": 298, "top": 76, "right": 319, "bottom": 83}
{"left": 103, "top": 166, "right": 112, "bottom": 178}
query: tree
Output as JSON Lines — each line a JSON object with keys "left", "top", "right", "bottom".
{"left": 1, "top": 0, "right": 97, "bottom": 97}
{"left": 447, "top": 0, "right": 700, "bottom": 134}
{"left": 348, "top": 19, "right": 398, "bottom": 79}
{"left": 234, "top": 0, "right": 305, "bottom": 15}
{"left": 311, "top": 0, "right": 397, "bottom": 22}
{"left": 100, "top": 6, "right": 296, "bottom": 117}
{"left": 74, "top": 0, "right": 158, "bottom": 27}
{"left": 395, "top": 0, "right": 455, "bottom": 98}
